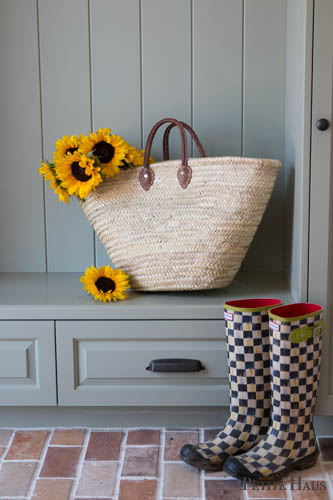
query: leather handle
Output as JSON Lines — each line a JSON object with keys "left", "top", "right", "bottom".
{"left": 140, "top": 118, "right": 191, "bottom": 191}
{"left": 163, "top": 122, "right": 206, "bottom": 161}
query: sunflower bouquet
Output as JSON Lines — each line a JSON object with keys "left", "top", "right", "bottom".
{"left": 39, "top": 128, "right": 154, "bottom": 203}
{"left": 39, "top": 128, "right": 154, "bottom": 302}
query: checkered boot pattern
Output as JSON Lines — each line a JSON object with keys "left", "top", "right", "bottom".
{"left": 180, "top": 299, "right": 282, "bottom": 471}
{"left": 224, "top": 303, "right": 324, "bottom": 480}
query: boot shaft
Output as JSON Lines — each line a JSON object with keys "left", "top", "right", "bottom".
{"left": 268, "top": 303, "right": 324, "bottom": 430}
{"left": 224, "top": 299, "right": 282, "bottom": 415}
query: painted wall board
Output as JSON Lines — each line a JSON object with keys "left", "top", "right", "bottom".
{"left": 0, "top": 0, "right": 301, "bottom": 280}
{"left": 0, "top": 0, "right": 45, "bottom": 271}
{"left": 284, "top": 0, "right": 312, "bottom": 301}
{"left": 90, "top": 0, "right": 142, "bottom": 267}
{"left": 192, "top": 0, "right": 242, "bottom": 157}
{"left": 242, "top": 0, "right": 286, "bottom": 271}
{"left": 38, "top": 0, "right": 94, "bottom": 271}
{"left": 141, "top": 0, "right": 191, "bottom": 162}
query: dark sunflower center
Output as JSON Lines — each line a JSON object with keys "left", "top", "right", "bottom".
{"left": 93, "top": 141, "right": 115, "bottom": 163}
{"left": 71, "top": 162, "right": 92, "bottom": 182}
{"left": 95, "top": 277, "right": 116, "bottom": 293}
{"left": 66, "top": 147, "right": 78, "bottom": 155}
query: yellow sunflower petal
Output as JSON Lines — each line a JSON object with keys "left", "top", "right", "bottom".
{"left": 55, "top": 151, "right": 102, "bottom": 200}
{"left": 81, "top": 265, "right": 130, "bottom": 302}
{"left": 53, "top": 134, "right": 83, "bottom": 165}
{"left": 80, "top": 129, "right": 128, "bottom": 178}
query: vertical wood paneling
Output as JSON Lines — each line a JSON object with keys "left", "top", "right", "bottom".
{"left": 284, "top": 0, "right": 312, "bottom": 301}
{"left": 0, "top": 0, "right": 45, "bottom": 271}
{"left": 193, "top": 0, "right": 242, "bottom": 157}
{"left": 90, "top": 0, "right": 142, "bottom": 267}
{"left": 242, "top": 0, "right": 286, "bottom": 271}
{"left": 38, "top": 0, "right": 94, "bottom": 271}
{"left": 0, "top": 0, "right": 291, "bottom": 275}
{"left": 141, "top": 0, "right": 191, "bottom": 161}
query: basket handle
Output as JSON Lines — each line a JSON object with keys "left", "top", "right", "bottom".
{"left": 163, "top": 122, "right": 206, "bottom": 161}
{"left": 140, "top": 118, "right": 191, "bottom": 191}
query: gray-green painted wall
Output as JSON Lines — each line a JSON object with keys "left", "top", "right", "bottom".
{"left": 0, "top": 0, "right": 287, "bottom": 274}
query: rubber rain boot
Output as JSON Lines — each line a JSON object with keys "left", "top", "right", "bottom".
{"left": 180, "top": 298, "right": 283, "bottom": 471}
{"left": 224, "top": 302, "right": 325, "bottom": 480}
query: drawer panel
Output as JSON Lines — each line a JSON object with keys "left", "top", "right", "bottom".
{"left": 0, "top": 321, "right": 57, "bottom": 405}
{"left": 56, "top": 320, "right": 228, "bottom": 406}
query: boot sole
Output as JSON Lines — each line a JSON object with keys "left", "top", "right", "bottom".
{"left": 224, "top": 449, "right": 319, "bottom": 481}
{"left": 179, "top": 450, "right": 225, "bottom": 471}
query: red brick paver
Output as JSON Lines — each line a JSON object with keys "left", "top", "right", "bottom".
{"left": 127, "top": 429, "right": 160, "bottom": 445}
{"left": 0, "top": 427, "right": 330, "bottom": 499}
{"left": 76, "top": 462, "right": 117, "bottom": 497}
{"left": 164, "top": 430, "right": 199, "bottom": 461}
{"left": 85, "top": 431, "right": 123, "bottom": 461}
{"left": 163, "top": 462, "right": 200, "bottom": 497}
{"left": 32, "top": 479, "right": 73, "bottom": 500}
{"left": 247, "top": 480, "right": 287, "bottom": 498}
{"left": 0, "top": 462, "right": 37, "bottom": 496}
{"left": 119, "top": 479, "right": 157, "bottom": 500}
{"left": 291, "top": 481, "right": 330, "bottom": 500}
{"left": 6, "top": 430, "right": 48, "bottom": 460}
{"left": 122, "top": 447, "right": 159, "bottom": 477}
{"left": 205, "top": 479, "right": 243, "bottom": 500}
{"left": 51, "top": 429, "right": 86, "bottom": 446}
{"left": 40, "top": 446, "right": 81, "bottom": 478}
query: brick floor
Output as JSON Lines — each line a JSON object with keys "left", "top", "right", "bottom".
{"left": 0, "top": 428, "right": 331, "bottom": 499}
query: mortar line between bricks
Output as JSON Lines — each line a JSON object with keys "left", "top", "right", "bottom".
{"left": 285, "top": 481, "right": 293, "bottom": 500}
{"left": 243, "top": 486, "right": 249, "bottom": 500}
{"left": 74, "top": 497, "right": 113, "bottom": 499}
{"left": 200, "top": 428, "right": 206, "bottom": 500}
{"left": 156, "top": 428, "right": 166, "bottom": 500}
{"left": 118, "top": 475, "right": 158, "bottom": 480}
{"left": 3, "top": 460, "right": 39, "bottom": 463}
{"left": 0, "top": 497, "right": 29, "bottom": 499}
{"left": 205, "top": 476, "right": 238, "bottom": 480}
{"left": 48, "top": 444, "right": 83, "bottom": 448}
{"left": 69, "top": 429, "right": 91, "bottom": 499}
{"left": 26, "top": 428, "right": 54, "bottom": 499}
{"left": 113, "top": 429, "right": 128, "bottom": 500}
{"left": 125, "top": 444, "right": 161, "bottom": 448}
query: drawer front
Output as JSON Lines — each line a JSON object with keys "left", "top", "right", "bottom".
{"left": 56, "top": 320, "right": 228, "bottom": 406}
{"left": 0, "top": 321, "right": 57, "bottom": 405}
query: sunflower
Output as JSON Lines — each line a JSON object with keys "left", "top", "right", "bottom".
{"left": 80, "top": 128, "right": 128, "bottom": 178}
{"left": 81, "top": 265, "right": 130, "bottom": 302}
{"left": 55, "top": 151, "right": 102, "bottom": 199}
{"left": 39, "top": 162, "right": 57, "bottom": 188}
{"left": 53, "top": 134, "right": 85, "bottom": 164}
{"left": 39, "top": 162, "right": 69, "bottom": 203}
{"left": 122, "top": 145, "right": 155, "bottom": 169}
{"left": 54, "top": 184, "right": 70, "bottom": 204}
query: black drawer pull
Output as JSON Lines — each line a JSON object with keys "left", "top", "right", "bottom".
{"left": 146, "top": 358, "right": 205, "bottom": 372}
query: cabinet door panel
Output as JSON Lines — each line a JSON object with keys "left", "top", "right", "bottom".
{"left": 309, "top": 0, "right": 333, "bottom": 415}
{"left": 0, "top": 322, "right": 56, "bottom": 405}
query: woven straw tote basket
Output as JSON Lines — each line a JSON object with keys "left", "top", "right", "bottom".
{"left": 81, "top": 118, "right": 281, "bottom": 291}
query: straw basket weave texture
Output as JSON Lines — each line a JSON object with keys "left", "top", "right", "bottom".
{"left": 80, "top": 119, "right": 281, "bottom": 291}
